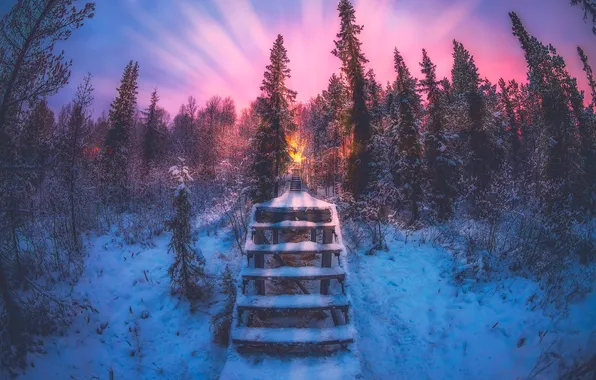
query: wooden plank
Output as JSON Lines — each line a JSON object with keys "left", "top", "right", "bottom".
{"left": 251, "top": 221, "right": 335, "bottom": 230}
{"left": 246, "top": 241, "right": 341, "bottom": 256}
{"left": 241, "top": 266, "right": 345, "bottom": 281}
{"left": 255, "top": 208, "right": 332, "bottom": 223}
{"left": 237, "top": 294, "right": 348, "bottom": 311}
{"left": 232, "top": 326, "right": 354, "bottom": 346}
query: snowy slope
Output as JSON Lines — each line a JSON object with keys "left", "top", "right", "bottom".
{"left": 18, "top": 228, "right": 237, "bottom": 380}
{"left": 15, "top": 217, "right": 595, "bottom": 379}
{"left": 349, "top": 229, "right": 596, "bottom": 380}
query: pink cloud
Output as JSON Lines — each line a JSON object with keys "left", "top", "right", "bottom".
{"left": 122, "top": 0, "right": 594, "bottom": 114}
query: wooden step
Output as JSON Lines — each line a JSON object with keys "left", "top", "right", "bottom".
{"left": 232, "top": 326, "right": 354, "bottom": 346}
{"left": 241, "top": 266, "right": 345, "bottom": 281}
{"left": 252, "top": 220, "right": 335, "bottom": 230}
{"left": 256, "top": 208, "right": 332, "bottom": 223}
{"left": 246, "top": 241, "right": 341, "bottom": 258}
{"left": 237, "top": 294, "right": 349, "bottom": 315}
{"left": 241, "top": 266, "right": 346, "bottom": 293}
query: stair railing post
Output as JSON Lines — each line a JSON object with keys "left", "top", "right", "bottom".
{"left": 320, "top": 227, "right": 333, "bottom": 295}
{"left": 254, "top": 229, "right": 266, "bottom": 295}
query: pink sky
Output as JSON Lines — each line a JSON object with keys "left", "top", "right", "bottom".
{"left": 52, "top": 0, "right": 596, "bottom": 115}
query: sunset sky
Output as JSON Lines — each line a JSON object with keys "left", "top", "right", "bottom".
{"left": 2, "top": 0, "right": 595, "bottom": 115}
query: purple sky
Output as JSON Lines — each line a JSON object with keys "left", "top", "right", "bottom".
{"left": 2, "top": 0, "right": 595, "bottom": 116}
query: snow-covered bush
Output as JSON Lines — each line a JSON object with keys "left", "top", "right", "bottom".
{"left": 210, "top": 265, "right": 236, "bottom": 345}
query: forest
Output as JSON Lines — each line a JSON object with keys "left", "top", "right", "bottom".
{"left": 1, "top": 0, "right": 596, "bottom": 379}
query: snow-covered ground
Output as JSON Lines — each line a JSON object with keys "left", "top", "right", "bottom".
{"left": 349, "top": 229, "right": 596, "bottom": 380}
{"left": 16, "top": 217, "right": 595, "bottom": 379}
{"left": 18, "top": 224, "right": 238, "bottom": 380}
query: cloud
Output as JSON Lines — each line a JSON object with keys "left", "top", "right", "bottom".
{"left": 56, "top": 0, "right": 596, "bottom": 116}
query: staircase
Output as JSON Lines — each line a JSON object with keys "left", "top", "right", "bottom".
{"left": 230, "top": 168, "right": 355, "bottom": 349}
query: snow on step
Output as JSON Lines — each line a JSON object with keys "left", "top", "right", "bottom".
{"left": 220, "top": 350, "right": 362, "bottom": 380}
{"left": 246, "top": 241, "right": 341, "bottom": 255}
{"left": 232, "top": 326, "right": 354, "bottom": 345}
{"left": 237, "top": 294, "right": 348, "bottom": 311}
{"left": 252, "top": 220, "right": 335, "bottom": 229}
{"left": 241, "top": 266, "right": 345, "bottom": 280}
{"left": 257, "top": 190, "right": 333, "bottom": 210}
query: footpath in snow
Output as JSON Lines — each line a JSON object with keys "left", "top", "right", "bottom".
{"left": 220, "top": 188, "right": 362, "bottom": 380}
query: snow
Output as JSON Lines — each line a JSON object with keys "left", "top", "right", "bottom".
{"left": 252, "top": 220, "right": 336, "bottom": 229}
{"left": 14, "top": 199, "right": 595, "bottom": 380}
{"left": 232, "top": 326, "right": 355, "bottom": 345}
{"left": 18, "top": 227, "right": 237, "bottom": 380}
{"left": 237, "top": 294, "right": 348, "bottom": 309}
{"left": 258, "top": 190, "right": 333, "bottom": 209}
{"left": 220, "top": 348, "right": 362, "bottom": 380}
{"left": 241, "top": 266, "right": 345, "bottom": 279}
{"left": 348, "top": 227, "right": 596, "bottom": 379}
{"left": 245, "top": 241, "right": 342, "bottom": 254}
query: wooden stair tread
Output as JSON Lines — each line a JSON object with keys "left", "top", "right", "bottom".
{"left": 252, "top": 220, "right": 335, "bottom": 230}
{"left": 241, "top": 266, "right": 345, "bottom": 280}
{"left": 232, "top": 326, "right": 354, "bottom": 345}
{"left": 246, "top": 241, "right": 341, "bottom": 256}
{"left": 237, "top": 294, "right": 349, "bottom": 310}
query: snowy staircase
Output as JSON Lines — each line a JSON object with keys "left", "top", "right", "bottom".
{"left": 231, "top": 173, "right": 355, "bottom": 349}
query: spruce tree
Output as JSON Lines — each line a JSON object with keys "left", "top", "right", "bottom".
{"left": 142, "top": 89, "right": 163, "bottom": 168}
{"left": 571, "top": 0, "right": 596, "bottom": 34}
{"left": 332, "top": 0, "right": 371, "bottom": 199}
{"left": 102, "top": 61, "right": 139, "bottom": 207}
{"left": 419, "top": 49, "right": 455, "bottom": 221}
{"left": 252, "top": 34, "right": 296, "bottom": 201}
{"left": 577, "top": 46, "right": 596, "bottom": 212}
{"left": 391, "top": 49, "right": 423, "bottom": 224}
{"left": 510, "top": 12, "right": 582, "bottom": 217}
{"left": 498, "top": 78, "right": 524, "bottom": 176}
{"left": 578, "top": 47, "right": 596, "bottom": 110}
{"left": 167, "top": 159, "right": 207, "bottom": 302}
{"left": 323, "top": 73, "right": 348, "bottom": 192}
{"left": 20, "top": 99, "right": 54, "bottom": 167}
{"left": 451, "top": 40, "right": 498, "bottom": 217}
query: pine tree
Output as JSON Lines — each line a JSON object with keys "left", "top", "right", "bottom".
{"left": 451, "top": 40, "right": 499, "bottom": 217}
{"left": 323, "top": 73, "right": 348, "bottom": 193}
{"left": 0, "top": 0, "right": 95, "bottom": 154}
{"left": 20, "top": 99, "right": 54, "bottom": 167}
{"left": 419, "top": 49, "right": 455, "bottom": 221}
{"left": 142, "top": 89, "right": 163, "bottom": 168}
{"left": 578, "top": 46, "right": 596, "bottom": 111}
{"left": 252, "top": 34, "right": 296, "bottom": 201}
{"left": 498, "top": 78, "right": 524, "bottom": 176}
{"left": 167, "top": 159, "right": 207, "bottom": 302}
{"left": 576, "top": 46, "right": 596, "bottom": 211}
{"left": 390, "top": 49, "right": 423, "bottom": 224}
{"left": 510, "top": 12, "right": 582, "bottom": 217}
{"left": 571, "top": 0, "right": 596, "bottom": 34}
{"left": 101, "top": 61, "right": 139, "bottom": 207}
{"left": 332, "top": 0, "right": 371, "bottom": 199}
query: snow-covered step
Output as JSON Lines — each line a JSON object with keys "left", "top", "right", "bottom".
{"left": 237, "top": 294, "right": 349, "bottom": 319}
{"left": 246, "top": 241, "right": 342, "bottom": 258}
{"left": 252, "top": 220, "right": 335, "bottom": 230}
{"left": 231, "top": 326, "right": 355, "bottom": 346}
{"left": 241, "top": 266, "right": 345, "bottom": 281}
